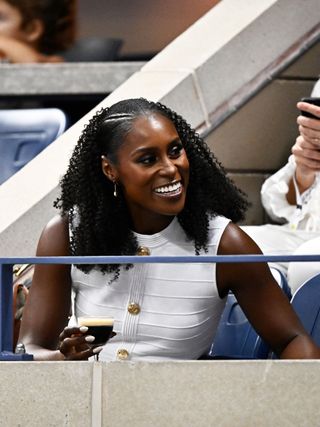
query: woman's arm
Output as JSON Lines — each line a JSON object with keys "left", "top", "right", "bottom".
{"left": 217, "top": 223, "right": 320, "bottom": 358}
{"left": 18, "top": 215, "right": 96, "bottom": 360}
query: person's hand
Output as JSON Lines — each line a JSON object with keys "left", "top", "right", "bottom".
{"left": 292, "top": 101, "right": 320, "bottom": 192}
{"left": 57, "top": 326, "right": 104, "bottom": 360}
{"left": 0, "top": 34, "right": 63, "bottom": 63}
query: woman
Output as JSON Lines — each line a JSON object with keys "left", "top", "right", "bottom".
{"left": 19, "top": 98, "right": 320, "bottom": 361}
{"left": 0, "top": 0, "right": 76, "bottom": 63}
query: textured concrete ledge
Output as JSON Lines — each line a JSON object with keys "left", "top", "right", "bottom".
{"left": 0, "top": 62, "right": 144, "bottom": 95}
{"left": 1, "top": 360, "right": 320, "bottom": 427}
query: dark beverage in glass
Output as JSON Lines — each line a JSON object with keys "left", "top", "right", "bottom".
{"left": 78, "top": 317, "right": 114, "bottom": 349}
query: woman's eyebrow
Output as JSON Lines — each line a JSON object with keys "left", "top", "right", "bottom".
{"left": 131, "top": 146, "right": 156, "bottom": 156}
{"left": 131, "top": 137, "right": 181, "bottom": 156}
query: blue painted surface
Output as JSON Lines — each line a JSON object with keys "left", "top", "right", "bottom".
{"left": 1, "top": 254, "right": 320, "bottom": 264}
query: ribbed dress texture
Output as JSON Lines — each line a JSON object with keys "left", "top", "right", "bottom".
{"left": 71, "top": 215, "right": 230, "bottom": 361}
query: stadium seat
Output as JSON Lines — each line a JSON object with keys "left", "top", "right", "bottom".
{"left": 270, "top": 267, "right": 292, "bottom": 299}
{"left": 291, "top": 272, "right": 320, "bottom": 345}
{"left": 206, "top": 267, "right": 291, "bottom": 359}
{"left": 0, "top": 108, "right": 67, "bottom": 185}
{"left": 207, "top": 292, "right": 270, "bottom": 359}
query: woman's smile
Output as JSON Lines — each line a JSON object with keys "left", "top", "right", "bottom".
{"left": 153, "top": 180, "right": 183, "bottom": 197}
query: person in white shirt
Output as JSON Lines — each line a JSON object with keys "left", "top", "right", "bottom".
{"left": 242, "top": 79, "right": 320, "bottom": 293}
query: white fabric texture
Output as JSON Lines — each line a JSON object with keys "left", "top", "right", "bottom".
{"left": 71, "top": 215, "right": 230, "bottom": 361}
{"left": 261, "top": 156, "right": 320, "bottom": 231}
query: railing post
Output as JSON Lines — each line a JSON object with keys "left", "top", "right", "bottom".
{"left": 0, "top": 263, "right": 13, "bottom": 353}
{"left": 0, "top": 262, "right": 32, "bottom": 360}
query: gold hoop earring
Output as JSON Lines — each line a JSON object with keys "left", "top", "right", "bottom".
{"left": 113, "top": 182, "right": 118, "bottom": 197}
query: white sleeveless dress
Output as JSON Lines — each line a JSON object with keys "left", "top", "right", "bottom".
{"left": 71, "top": 215, "right": 230, "bottom": 361}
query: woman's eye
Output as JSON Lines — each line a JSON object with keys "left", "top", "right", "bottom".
{"left": 169, "top": 143, "right": 183, "bottom": 157}
{"left": 138, "top": 155, "right": 156, "bottom": 165}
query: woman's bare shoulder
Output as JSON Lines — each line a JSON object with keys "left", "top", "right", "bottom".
{"left": 218, "top": 222, "right": 262, "bottom": 256}
{"left": 36, "top": 215, "right": 70, "bottom": 256}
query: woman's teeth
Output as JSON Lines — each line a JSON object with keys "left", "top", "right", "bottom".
{"left": 154, "top": 182, "right": 182, "bottom": 194}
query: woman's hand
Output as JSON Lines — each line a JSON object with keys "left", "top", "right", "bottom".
{"left": 58, "top": 326, "right": 103, "bottom": 360}
{"left": 292, "top": 101, "right": 320, "bottom": 192}
{"left": 0, "top": 34, "right": 63, "bottom": 63}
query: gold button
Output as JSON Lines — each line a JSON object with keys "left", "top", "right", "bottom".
{"left": 137, "top": 246, "right": 151, "bottom": 256}
{"left": 117, "top": 348, "right": 129, "bottom": 360}
{"left": 128, "top": 302, "right": 140, "bottom": 315}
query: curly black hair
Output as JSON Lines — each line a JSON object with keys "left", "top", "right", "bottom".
{"left": 7, "top": 0, "right": 77, "bottom": 54}
{"left": 54, "top": 98, "right": 248, "bottom": 275}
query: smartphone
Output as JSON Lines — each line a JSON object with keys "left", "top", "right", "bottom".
{"left": 300, "top": 97, "right": 320, "bottom": 119}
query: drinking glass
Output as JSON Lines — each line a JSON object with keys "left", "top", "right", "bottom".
{"left": 77, "top": 316, "right": 114, "bottom": 361}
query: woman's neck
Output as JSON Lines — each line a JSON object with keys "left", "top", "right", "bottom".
{"left": 131, "top": 215, "right": 175, "bottom": 235}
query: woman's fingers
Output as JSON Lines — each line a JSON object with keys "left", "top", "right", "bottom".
{"left": 298, "top": 125, "right": 320, "bottom": 144}
{"left": 292, "top": 135, "right": 320, "bottom": 172}
{"left": 58, "top": 325, "right": 88, "bottom": 341}
{"left": 58, "top": 326, "right": 97, "bottom": 360}
{"left": 59, "top": 333, "right": 93, "bottom": 351}
{"left": 63, "top": 345, "right": 104, "bottom": 361}
{"left": 297, "top": 101, "right": 320, "bottom": 122}
{"left": 57, "top": 325, "right": 114, "bottom": 360}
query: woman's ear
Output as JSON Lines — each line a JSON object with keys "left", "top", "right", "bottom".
{"left": 101, "top": 155, "right": 118, "bottom": 182}
{"left": 23, "top": 19, "right": 44, "bottom": 43}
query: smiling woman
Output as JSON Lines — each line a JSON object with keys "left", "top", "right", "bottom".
{"left": 19, "top": 98, "right": 320, "bottom": 361}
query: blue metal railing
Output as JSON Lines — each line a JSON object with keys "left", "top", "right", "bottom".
{"left": 1, "top": 254, "right": 320, "bottom": 361}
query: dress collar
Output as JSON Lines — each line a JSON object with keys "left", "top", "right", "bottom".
{"left": 133, "top": 217, "right": 179, "bottom": 247}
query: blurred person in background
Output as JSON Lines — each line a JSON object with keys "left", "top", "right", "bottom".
{"left": 0, "top": 0, "right": 77, "bottom": 63}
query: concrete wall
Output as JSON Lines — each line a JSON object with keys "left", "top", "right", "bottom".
{"left": 1, "top": 360, "right": 320, "bottom": 426}
{"left": 77, "top": 0, "right": 220, "bottom": 57}
{"left": 206, "top": 41, "right": 320, "bottom": 224}
{"left": 0, "top": 0, "right": 320, "bottom": 255}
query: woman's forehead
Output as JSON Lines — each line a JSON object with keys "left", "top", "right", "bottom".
{"left": 115, "top": 114, "right": 179, "bottom": 156}
{"left": 130, "top": 113, "right": 177, "bottom": 138}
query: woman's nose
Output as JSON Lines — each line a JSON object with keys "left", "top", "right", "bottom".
{"left": 159, "top": 157, "right": 177, "bottom": 176}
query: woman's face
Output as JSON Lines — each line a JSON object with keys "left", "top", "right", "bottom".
{"left": 0, "top": 0, "right": 32, "bottom": 41}
{"left": 102, "top": 113, "right": 190, "bottom": 234}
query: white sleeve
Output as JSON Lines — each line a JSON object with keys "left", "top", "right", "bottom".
{"left": 261, "top": 155, "right": 320, "bottom": 229}
{"left": 261, "top": 156, "right": 296, "bottom": 224}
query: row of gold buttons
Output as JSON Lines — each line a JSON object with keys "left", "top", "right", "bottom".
{"left": 116, "top": 246, "right": 150, "bottom": 360}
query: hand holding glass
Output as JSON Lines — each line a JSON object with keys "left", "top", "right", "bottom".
{"left": 78, "top": 316, "right": 114, "bottom": 361}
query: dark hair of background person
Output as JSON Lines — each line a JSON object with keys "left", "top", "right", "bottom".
{"left": 54, "top": 98, "right": 249, "bottom": 275}
{"left": 6, "top": 0, "right": 77, "bottom": 54}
